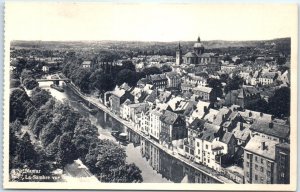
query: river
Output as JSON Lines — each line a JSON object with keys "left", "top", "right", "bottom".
{"left": 38, "top": 79, "right": 172, "bottom": 183}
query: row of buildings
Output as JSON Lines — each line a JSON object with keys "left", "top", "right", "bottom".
{"left": 103, "top": 78, "right": 290, "bottom": 184}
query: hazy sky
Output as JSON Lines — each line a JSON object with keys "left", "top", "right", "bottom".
{"left": 6, "top": 2, "right": 297, "bottom": 42}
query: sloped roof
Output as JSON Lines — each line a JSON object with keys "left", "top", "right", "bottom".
{"left": 261, "top": 72, "right": 277, "bottom": 79}
{"left": 221, "top": 132, "right": 234, "bottom": 144}
{"left": 245, "top": 136, "right": 279, "bottom": 160}
{"left": 184, "top": 52, "right": 197, "bottom": 58}
{"left": 250, "top": 120, "right": 290, "bottom": 139}
{"left": 160, "top": 110, "right": 180, "bottom": 125}
{"left": 193, "top": 86, "right": 212, "bottom": 93}
{"left": 145, "top": 89, "right": 158, "bottom": 103}
{"left": 189, "top": 118, "right": 206, "bottom": 131}
{"left": 231, "top": 122, "right": 251, "bottom": 141}
{"left": 166, "top": 72, "right": 180, "bottom": 79}
{"left": 150, "top": 74, "right": 167, "bottom": 81}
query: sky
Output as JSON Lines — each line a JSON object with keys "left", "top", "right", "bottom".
{"left": 5, "top": 2, "right": 297, "bottom": 42}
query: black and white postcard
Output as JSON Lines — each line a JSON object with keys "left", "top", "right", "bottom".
{"left": 3, "top": 2, "right": 297, "bottom": 191}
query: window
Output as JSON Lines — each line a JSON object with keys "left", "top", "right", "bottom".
{"left": 246, "top": 153, "right": 252, "bottom": 159}
{"left": 260, "top": 167, "right": 264, "bottom": 172}
{"left": 255, "top": 175, "right": 258, "bottom": 181}
{"left": 255, "top": 164, "right": 258, "bottom": 170}
{"left": 260, "top": 177, "right": 264, "bottom": 183}
{"left": 208, "top": 159, "right": 210, "bottom": 163}
{"left": 206, "top": 145, "right": 208, "bottom": 149}
{"left": 261, "top": 158, "right": 264, "bottom": 164}
{"left": 267, "top": 171, "right": 271, "bottom": 177}
{"left": 197, "top": 142, "right": 199, "bottom": 147}
{"left": 255, "top": 156, "right": 258, "bottom": 162}
{"left": 246, "top": 172, "right": 250, "bottom": 177}
{"left": 246, "top": 162, "right": 250, "bottom": 167}
{"left": 198, "top": 149, "right": 200, "bottom": 154}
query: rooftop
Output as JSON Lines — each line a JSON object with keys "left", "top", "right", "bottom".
{"left": 245, "top": 135, "right": 279, "bottom": 160}
{"left": 250, "top": 120, "right": 290, "bottom": 139}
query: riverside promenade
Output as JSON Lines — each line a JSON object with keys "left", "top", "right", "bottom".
{"left": 62, "top": 76, "right": 235, "bottom": 184}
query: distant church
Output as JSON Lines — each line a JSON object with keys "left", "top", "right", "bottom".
{"left": 176, "top": 36, "right": 220, "bottom": 70}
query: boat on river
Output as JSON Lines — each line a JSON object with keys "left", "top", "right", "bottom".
{"left": 111, "top": 131, "right": 129, "bottom": 145}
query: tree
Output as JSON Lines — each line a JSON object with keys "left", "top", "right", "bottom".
{"left": 224, "top": 76, "right": 244, "bottom": 93}
{"left": 20, "top": 69, "right": 33, "bottom": 83}
{"left": 115, "top": 164, "right": 143, "bottom": 183}
{"left": 207, "top": 78, "right": 223, "bottom": 98}
{"left": 121, "top": 60, "right": 135, "bottom": 71}
{"left": 10, "top": 88, "right": 31, "bottom": 122}
{"left": 116, "top": 69, "right": 137, "bottom": 87}
{"left": 142, "top": 67, "right": 162, "bottom": 76}
{"left": 70, "top": 68, "right": 91, "bottom": 93}
{"left": 89, "top": 69, "right": 115, "bottom": 92}
{"left": 56, "top": 132, "right": 78, "bottom": 166}
{"left": 85, "top": 139, "right": 126, "bottom": 174}
{"left": 10, "top": 119, "right": 22, "bottom": 134}
{"left": 31, "top": 88, "right": 51, "bottom": 108}
{"left": 72, "top": 118, "right": 99, "bottom": 159}
{"left": 23, "top": 78, "right": 38, "bottom": 90}
{"left": 247, "top": 98, "right": 269, "bottom": 114}
{"left": 268, "top": 87, "right": 290, "bottom": 117}
{"left": 10, "top": 79, "right": 21, "bottom": 88}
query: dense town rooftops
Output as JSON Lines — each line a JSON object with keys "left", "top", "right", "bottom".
{"left": 250, "top": 120, "right": 290, "bottom": 139}
{"left": 275, "top": 142, "right": 290, "bottom": 151}
{"left": 160, "top": 110, "right": 181, "bottom": 125}
{"left": 245, "top": 136, "right": 279, "bottom": 160}
{"left": 193, "top": 86, "right": 212, "bottom": 93}
{"left": 189, "top": 118, "right": 206, "bottom": 131}
{"left": 231, "top": 122, "right": 251, "bottom": 142}
{"left": 111, "top": 88, "right": 126, "bottom": 97}
{"left": 221, "top": 132, "right": 234, "bottom": 144}
{"left": 150, "top": 74, "right": 167, "bottom": 81}
{"left": 260, "top": 72, "right": 277, "bottom": 79}
{"left": 166, "top": 72, "right": 180, "bottom": 79}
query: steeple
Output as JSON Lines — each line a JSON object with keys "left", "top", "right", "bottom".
{"left": 176, "top": 41, "right": 182, "bottom": 65}
{"left": 177, "top": 42, "right": 181, "bottom": 50}
{"left": 197, "top": 36, "right": 201, "bottom": 42}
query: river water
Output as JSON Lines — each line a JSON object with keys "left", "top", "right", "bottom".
{"left": 38, "top": 80, "right": 172, "bottom": 183}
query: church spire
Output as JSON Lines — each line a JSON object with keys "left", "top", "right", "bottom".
{"left": 197, "top": 36, "right": 201, "bottom": 42}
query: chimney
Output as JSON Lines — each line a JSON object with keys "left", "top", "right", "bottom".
{"left": 269, "top": 122, "right": 273, "bottom": 129}
{"left": 261, "top": 142, "right": 266, "bottom": 150}
{"left": 260, "top": 112, "right": 263, "bottom": 117}
{"left": 240, "top": 122, "right": 243, "bottom": 130}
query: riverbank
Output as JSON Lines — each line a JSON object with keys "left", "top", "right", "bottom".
{"left": 62, "top": 75, "right": 235, "bottom": 184}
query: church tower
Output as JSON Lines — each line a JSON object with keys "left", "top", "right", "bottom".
{"left": 176, "top": 42, "right": 182, "bottom": 65}
{"left": 194, "top": 36, "right": 205, "bottom": 55}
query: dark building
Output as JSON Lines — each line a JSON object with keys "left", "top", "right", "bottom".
{"left": 275, "top": 143, "right": 290, "bottom": 184}
{"left": 109, "top": 89, "right": 134, "bottom": 115}
{"left": 225, "top": 86, "right": 261, "bottom": 108}
{"left": 159, "top": 110, "right": 187, "bottom": 145}
{"left": 149, "top": 74, "right": 168, "bottom": 89}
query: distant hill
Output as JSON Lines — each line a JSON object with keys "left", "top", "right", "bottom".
{"left": 11, "top": 37, "right": 290, "bottom": 51}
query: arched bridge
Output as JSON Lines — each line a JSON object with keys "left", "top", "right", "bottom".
{"left": 36, "top": 78, "right": 71, "bottom": 85}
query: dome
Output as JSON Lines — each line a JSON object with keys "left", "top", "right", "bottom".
{"left": 193, "top": 42, "right": 204, "bottom": 48}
